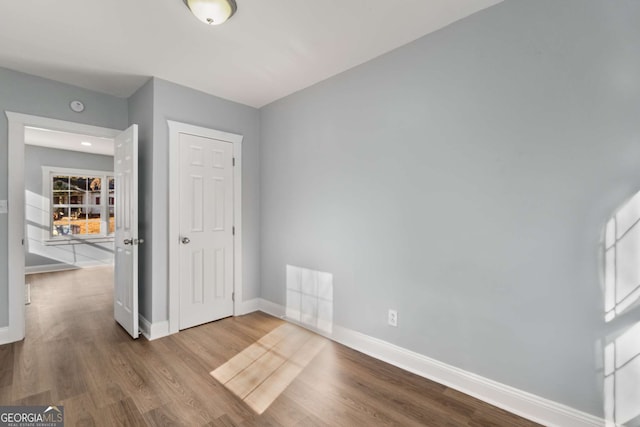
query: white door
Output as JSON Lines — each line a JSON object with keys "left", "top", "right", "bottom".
{"left": 114, "top": 124, "right": 139, "bottom": 339}
{"left": 179, "top": 133, "right": 234, "bottom": 330}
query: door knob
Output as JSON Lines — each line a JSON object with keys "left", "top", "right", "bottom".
{"left": 181, "top": 237, "right": 191, "bottom": 244}
{"left": 124, "top": 238, "right": 133, "bottom": 245}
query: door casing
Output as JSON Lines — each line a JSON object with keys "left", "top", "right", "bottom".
{"left": 3, "top": 111, "right": 120, "bottom": 344}
{"left": 167, "top": 120, "right": 243, "bottom": 335}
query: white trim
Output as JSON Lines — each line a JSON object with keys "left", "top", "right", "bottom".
{"left": 43, "top": 237, "right": 115, "bottom": 246}
{"left": 138, "top": 315, "right": 170, "bottom": 341}
{"left": 167, "top": 120, "right": 243, "bottom": 335}
{"left": 257, "top": 298, "right": 286, "bottom": 318}
{"left": 5, "top": 111, "right": 121, "bottom": 344}
{"left": 238, "top": 298, "right": 260, "bottom": 315}
{"left": 256, "top": 299, "right": 605, "bottom": 427}
{"left": 25, "top": 260, "right": 113, "bottom": 275}
{"left": 0, "top": 327, "right": 10, "bottom": 345}
{"left": 25, "top": 264, "right": 78, "bottom": 275}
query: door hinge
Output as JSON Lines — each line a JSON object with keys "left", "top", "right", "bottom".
{"left": 232, "top": 226, "right": 235, "bottom": 236}
{"left": 232, "top": 157, "right": 236, "bottom": 167}
{"left": 232, "top": 292, "right": 235, "bottom": 302}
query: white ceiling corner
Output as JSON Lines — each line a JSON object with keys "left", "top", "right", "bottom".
{"left": 0, "top": 0, "right": 503, "bottom": 108}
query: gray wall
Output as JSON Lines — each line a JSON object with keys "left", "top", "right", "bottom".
{"left": 146, "top": 78, "right": 261, "bottom": 322}
{"left": 259, "top": 0, "right": 640, "bottom": 417}
{"left": 0, "top": 67, "right": 128, "bottom": 327}
{"left": 24, "top": 145, "right": 114, "bottom": 268}
{"left": 128, "top": 79, "right": 154, "bottom": 320}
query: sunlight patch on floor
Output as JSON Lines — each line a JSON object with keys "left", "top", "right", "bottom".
{"left": 210, "top": 322, "right": 327, "bottom": 414}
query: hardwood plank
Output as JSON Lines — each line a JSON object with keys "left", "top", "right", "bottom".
{"left": 0, "top": 268, "right": 541, "bottom": 427}
{"left": 225, "top": 348, "right": 286, "bottom": 400}
{"left": 0, "top": 386, "right": 12, "bottom": 404}
{"left": 152, "top": 338, "right": 255, "bottom": 424}
{"left": 60, "top": 392, "right": 99, "bottom": 427}
{"left": 10, "top": 339, "right": 52, "bottom": 401}
{"left": 48, "top": 337, "right": 89, "bottom": 401}
{"left": 243, "top": 334, "right": 327, "bottom": 414}
{"left": 211, "top": 342, "right": 271, "bottom": 385}
{"left": 0, "top": 343, "right": 14, "bottom": 387}
{"left": 223, "top": 324, "right": 313, "bottom": 401}
{"left": 211, "top": 322, "right": 305, "bottom": 385}
{"left": 99, "top": 397, "right": 148, "bottom": 427}
{"left": 12, "top": 389, "right": 52, "bottom": 406}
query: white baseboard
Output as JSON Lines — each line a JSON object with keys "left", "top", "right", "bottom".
{"left": 139, "top": 315, "right": 170, "bottom": 341}
{"left": 237, "top": 298, "right": 261, "bottom": 315}
{"left": 257, "top": 299, "right": 605, "bottom": 427}
{"left": 0, "top": 327, "right": 10, "bottom": 345}
{"left": 138, "top": 299, "right": 262, "bottom": 341}
{"left": 257, "top": 298, "right": 286, "bottom": 318}
{"left": 25, "top": 261, "right": 113, "bottom": 275}
{"left": 25, "top": 263, "right": 78, "bottom": 274}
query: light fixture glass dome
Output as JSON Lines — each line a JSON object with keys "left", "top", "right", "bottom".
{"left": 184, "top": 0, "right": 237, "bottom": 25}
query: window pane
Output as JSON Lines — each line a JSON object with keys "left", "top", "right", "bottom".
{"left": 53, "top": 207, "right": 70, "bottom": 236}
{"left": 89, "top": 177, "right": 101, "bottom": 206}
{"left": 50, "top": 172, "right": 114, "bottom": 239}
{"left": 85, "top": 216, "right": 101, "bottom": 235}
{"left": 70, "top": 176, "right": 88, "bottom": 191}
{"left": 109, "top": 207, "right": 115, "bottom": 234}
{"left": 69, "top": 191, "right": 84, "bottom": 205}
{"left": 86, "top": 205, "right": 101, "bottom": 235}
{"left": 52, "top": 176, "right": 69, "bottom": 191}
{"left": 109, "top": 177, "right": 115, "bottom": 206}
{"left": 69, "top": 207, "right": 85, "bottom": 235}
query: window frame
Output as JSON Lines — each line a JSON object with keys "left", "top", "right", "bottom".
{"left": 42, "top": 166, "right": 115, "bottom": 244}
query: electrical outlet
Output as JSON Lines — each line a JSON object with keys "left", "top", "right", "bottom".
{"left": 388, "top": 309, "right": 398, "bottom": 327}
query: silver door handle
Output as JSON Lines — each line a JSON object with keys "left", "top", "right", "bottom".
{"left": 181, "top": 237, "right": 191, "bottom": 244}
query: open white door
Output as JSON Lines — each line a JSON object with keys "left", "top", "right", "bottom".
{"left": 114, "top": 124, "right": 139, "bottom": 339}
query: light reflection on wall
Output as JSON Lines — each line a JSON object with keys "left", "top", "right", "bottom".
{"left": 603, "top": 191, "right": 640, "bottom": 426}
{"left": 286, "top": 265, "right": 333, "bottom": 334}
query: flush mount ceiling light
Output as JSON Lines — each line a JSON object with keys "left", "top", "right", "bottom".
{"left": 183, "top": 0, "right": 237, "bottom": 25}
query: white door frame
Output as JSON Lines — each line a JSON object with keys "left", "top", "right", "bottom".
{"left": 167, "top": 120, "right": 243, "bottom": 335}
{"left": 3, "top": 111, "right": 120, "bottom": 344}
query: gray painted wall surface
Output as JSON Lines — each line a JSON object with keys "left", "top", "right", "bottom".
{"left": 148, "top": 78, "right": 261, "bottom": 322}
{"left": 0, "top": 67, "right": 128, "bottom": 327}
{"left": 24, "top": 145, "right": 114, "bottom": 268}
{"left": 128, "top": 79, "right": 154, "bottom": 320}
{"left": 259, "top": 0, "right": 640, "bottom": 416}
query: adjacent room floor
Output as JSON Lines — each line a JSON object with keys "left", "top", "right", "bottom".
{"left": 0, "top": 267, "right": 540, "bottom": 426}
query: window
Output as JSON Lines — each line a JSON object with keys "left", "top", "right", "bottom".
{"left": 44, "top": 167, "right": 115, "bottom": 240}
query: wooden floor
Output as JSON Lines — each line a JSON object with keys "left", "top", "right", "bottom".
{"left": 0, "top": 268, "right": 541, "bottom": 426}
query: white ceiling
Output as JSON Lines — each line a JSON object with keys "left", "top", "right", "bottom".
{"left": 0, "top": 0, "right": 502, "bottom": 108}
{"left": 25, "top": 127, "right": 114, "bottom": 156}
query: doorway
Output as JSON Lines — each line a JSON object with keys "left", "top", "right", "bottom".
{"left": 5, "top": 112, "right": 126, "bottom": 344}
{"left": 23, "top": 126, "right": 116, "bottom": 273}
{"left": 22, "top": 126, "right": 117, "bottom": 342}
{"left": 167, "top": 120, "right": 243, "bottom": 334}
